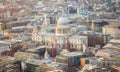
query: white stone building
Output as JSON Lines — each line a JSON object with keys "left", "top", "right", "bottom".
{"left": 32, "top": 15, "right": 88, "bottom": 51}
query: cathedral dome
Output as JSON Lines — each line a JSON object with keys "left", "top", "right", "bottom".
{"left": 57, "top": 16, "right": 70, "bottom": 25}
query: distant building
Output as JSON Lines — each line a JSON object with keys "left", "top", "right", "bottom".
{"left": 21, "top": 41, "right": 39, "bottom": 49}
{"left": 80, "top": 56, "right": 120, "bottom": 70}
{"left": 102, "top": 39, "right": 120, "bottom": 59}
{"left": 56, "top": 52, "right": 84, "bottom": 65}
{"left": 24, "top": 59, "right": 68, "bottom": 72}
{"left": 102, "top": 25, "right": 120, "bottom": 39}
{"left": 0, "top": 43, "right": 9, "bottom": 56}
{"left": 79, "top": 31, "right": 110, "bottom": 47}
{"left": 25, "top": 46, "right": 46, "bottom": 56}
{"left": 0, "top": 22, "right": 11, "bottom": 31}
{"left": 111, "top": 65, "right": 120, "bottom": 72}
{"left": 0, "top": 56, "right": 21, "bottom": 72}
{"left": 14, "top": 52, "right": 40, "bottom": 60}
{"left": 7, "top": 21, "right": 30, "bottom": 29}
{"left": 80, "top": 56, "right": 104, "bottom": 67}
{"left": 103, "top": 39, "right": 120, "bottom": 50}
{"left": 91, "top": 67, "right": 116, "bottom": 72}
{"left": 95, "top": 49, "right": 120, "bottom": 59}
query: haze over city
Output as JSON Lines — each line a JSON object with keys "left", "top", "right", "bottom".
{"left": 0, "top": 0, "right": 120, "bottom": 72}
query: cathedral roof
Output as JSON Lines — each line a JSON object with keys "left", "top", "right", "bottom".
{"left": 57, "top": 16, "right": 71, "bottom": 25}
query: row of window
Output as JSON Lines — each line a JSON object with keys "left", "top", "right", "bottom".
{"left": 43, "top": 42, "right": 82, "bottom": 49}
{"left": 33, "top": 36, "right": 87, "bottom": 46}
{"left": 0, "top": 46, "right": 9, "bottom": 53}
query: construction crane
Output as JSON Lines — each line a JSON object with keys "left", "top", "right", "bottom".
{"left": 0, "top": 0, "right": 6, "bottom": 18}
{"left": 51, "top": 8, "right": 72, "bottom": 59}
{"left": 1, "top": 3, "right": 15, "bottom": 18}
{"left": 51, "top": 22, "right": 57, "bottom": 59}
{"left": 11, "top": 5, "right": 14, "bottom": 16}
{"left": 51, "top": 8, "right": 65, "bottom": 59}
{"left": 51, "top": 40, "right": 55, "bottom": 59}
{"left": 51, "top": 14, "right": 59, "bottom": 59}
{"left": 38, "top": 14, "right": 55, "bottom": 59}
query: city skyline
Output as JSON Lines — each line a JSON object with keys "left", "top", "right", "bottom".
{"left": 0, "top": 0, "right": 120, "bottom": 72}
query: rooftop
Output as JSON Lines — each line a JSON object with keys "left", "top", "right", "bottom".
{"left": 0, "top": 56, "right": 21, "bottom": 64}
{"left": 99, "top": 49, "right": 120, "bottom": 55}
{"left": 81, "top": 56, "right": 104, "bottom": 62}
{"left": 104, "top": 25, "right": 120, "bottom": 28}
{"left": 111, "top": 65, "right": 120, "bottom": 70}
{"left": 26, "top": 46, "right": 46, "bottom": 52}
{"left": 0, "top": 43, "right": 9, "bottom": 47}
{"left": 25, "top": 59, "right": 51, "bottom": 66}
{"left": 57, "top": 16, "right": 71, "bottom": 25}
{"left": 25, "top": 59, "right": 66, "bottom": 68}
{"left": 110, "top": 39, "right": 120, "bottom": 44}
{"left": 62, "top": 52, "right": 83, "bottom": 57}
{"left": 103, "top": 43, "right": 120, "bottom": 50}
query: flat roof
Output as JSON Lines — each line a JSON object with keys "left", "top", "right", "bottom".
{"left": 99, "top": 49, "right": 120, "bottom": 55}
{"left": 103, "top": 44, "right": 120, "bottom": 49}
{"left": 25, "top": 59, "right": 66, "bottom": 67}
{"left": 26, "top": 46, "right": 46, "bottom": 52}
{"left": 0, "top": 56, "right": 21, "bottom": 63}
{"left": 71, "top": 35, "right": 87, "bottom": 38}
{"left": 112, "top": 65, "right": 120, "bottom": 70}
{"left": 62, "top": 52, "right": 83, "bottom": 57}
{"left": 25, "top": 59, "right": 51, "bottom": 66}
{"left": 0, "top": 43, "right": 9, "bottom": 47}
{"left": 81, "top": 56, "right": 104, "bottom": 62}
{"left": 0, "top": 40, "right": 19, "bottom": 44}
{"left": 15, "top": 52, "right": 39, "bottom": 56}
{"left": 110, "top": 39, "right": 120, "bottom": 44}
